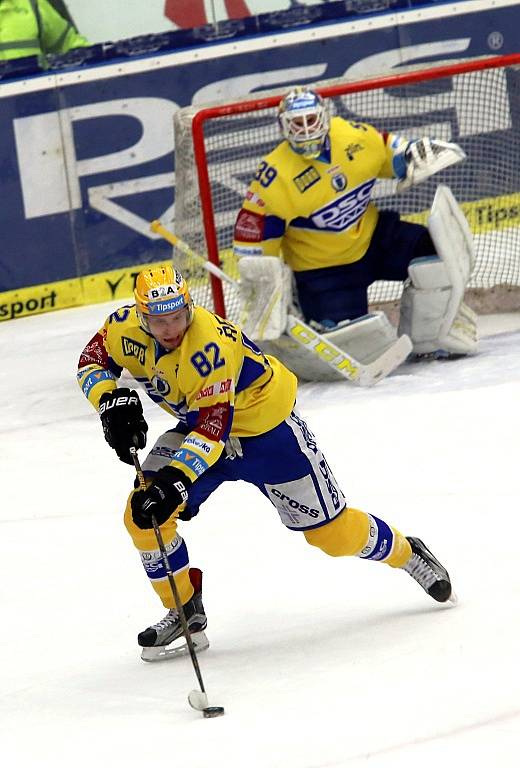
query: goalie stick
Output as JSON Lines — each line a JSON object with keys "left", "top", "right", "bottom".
{"left": 150, "top": 220, "right": 412, "bottom": 386}
{"left": 130, "top": 447, "right": 225, "bottom": 719}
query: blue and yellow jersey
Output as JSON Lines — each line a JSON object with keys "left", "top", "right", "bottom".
{"left": 77, "top": 304, "right": 297, "bottom": 483}
{"left": 233, "top": 116, "right": 408, "bottom": 271}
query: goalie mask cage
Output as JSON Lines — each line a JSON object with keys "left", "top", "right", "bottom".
{"left": 173, "top": 53, "right": 520, "bottom": 322}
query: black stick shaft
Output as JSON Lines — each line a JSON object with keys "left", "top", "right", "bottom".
{"left": 130, "top": 447, "right": 206, "bottom": 694}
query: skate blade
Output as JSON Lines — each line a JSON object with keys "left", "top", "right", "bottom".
{"left": 140, "top": 631, "right": 210, "bottom": 662}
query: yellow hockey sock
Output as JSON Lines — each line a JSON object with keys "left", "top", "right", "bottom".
{"left": 304, "top": 507, "right": 411, "bottom": 567}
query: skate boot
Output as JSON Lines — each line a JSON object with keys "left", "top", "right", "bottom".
{"left": 139, "top": 567, "right": 209, "bottom": 661}
{"left": 403, "top": 537, "right": 456, "bottom": 604}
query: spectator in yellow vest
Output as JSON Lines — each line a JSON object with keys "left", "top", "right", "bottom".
{"left": 0, "top": 0, "right": 89, "bottom": 61}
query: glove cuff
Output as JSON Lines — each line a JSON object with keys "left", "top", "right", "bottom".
{"left": 157, "top": 465, "right": 192, "bottom": 492}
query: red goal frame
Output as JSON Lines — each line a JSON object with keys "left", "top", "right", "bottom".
{"left": 189, "top": 52, "right": 520, "bottom": 317}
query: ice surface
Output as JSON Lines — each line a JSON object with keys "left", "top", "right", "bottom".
{"left": 1, "top": 304, "right": 519, "bottom": 768}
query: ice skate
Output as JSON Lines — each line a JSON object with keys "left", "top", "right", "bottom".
{"left": 139, "top": 568, "right": 209, "bottom": 661}
{"left": 403, "top": 537, "right": 457, "bottom": 604}
{"left": 409, "top": 349, "right": 465, "bottom": 362}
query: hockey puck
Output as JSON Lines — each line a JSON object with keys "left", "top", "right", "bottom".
{"left": 203, "top": 706, "right": 225, "bottom": 718}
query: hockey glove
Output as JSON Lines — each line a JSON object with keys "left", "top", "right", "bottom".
{"left": 99, "top": 388, "right": 148, "bottom": 465}
{"left": 397, "top": 137, "right": 466, "bottom": 191}
{"left": 131, "top": 466, "right": 191, "bottom": 529}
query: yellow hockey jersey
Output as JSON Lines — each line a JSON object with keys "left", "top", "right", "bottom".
{"left": 78, "top": 304, "right": 297, "bottom": 483}
{"left": 233, "top": 116, "right": 408, "bottom": 271}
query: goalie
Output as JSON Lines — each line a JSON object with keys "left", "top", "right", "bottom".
{"left": 233, "top": 86, "right": 478, "bottom": 371}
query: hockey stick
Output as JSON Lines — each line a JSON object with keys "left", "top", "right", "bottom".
{"left": 150, "top": 220, "right": 411, "bottom": 386}
{"left": 129, "top": 447, "right": 224, "bottom": 719}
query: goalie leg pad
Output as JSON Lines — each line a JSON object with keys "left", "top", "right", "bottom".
{"left": 399, "top": 257, "right": 478, "bottom": 355}
{"left": 428, "top": 184, "right": 475, "bottom": 287}
{"left": 262, "top": 311, "right": 401, "bottom": 382}
{"left": 238, "top": 256, "right": 292, "bottom": 341}
{"left": 325, "top": 311, "right": 399, "bottom": 365}
{"left": 398, "top": 185, "right": 478, "bottom": 356}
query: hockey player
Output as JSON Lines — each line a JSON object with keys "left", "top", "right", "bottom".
{"left": 233, "top": 86, "right": 477, "bottom": 367}
{"left": 78, "top": 264, "right": 455, "bottom": 660}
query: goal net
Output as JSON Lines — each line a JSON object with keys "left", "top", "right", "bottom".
{"left": 173, "top": 53, "right": 520, "bottom": 323}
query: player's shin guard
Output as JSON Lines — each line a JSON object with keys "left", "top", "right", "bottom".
{"left": 124, "top": 491, "right": 194, "bottom": 608}
{"left": 304, "top": 507, "right": 411, "bottom": 567}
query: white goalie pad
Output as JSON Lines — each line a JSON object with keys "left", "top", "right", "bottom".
{"left": 397, "top": 138, "right": 466, "bottom": 192}
{"left": 398, "top": 185, "right": 478, "bottom": 356}
{"left": 263, "top": 312, "right": 405, "bottom": 382}
{"left": 325, "top": 312, "right": 400, "bottom": 364}
{"left": 238, "top": 256, "right": 292, "bottom": 340}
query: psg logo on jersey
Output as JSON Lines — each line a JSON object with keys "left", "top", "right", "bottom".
{"left": 331, "top": 173, "right": 347, "bottom": 192}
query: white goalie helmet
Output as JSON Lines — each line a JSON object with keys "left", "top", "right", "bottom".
{"left": 278, "top": 86, "right": 330, "bottom": 159}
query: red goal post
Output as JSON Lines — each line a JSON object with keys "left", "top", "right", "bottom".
{"left": 172, "top": 53, "right": 520, "bottom": 321}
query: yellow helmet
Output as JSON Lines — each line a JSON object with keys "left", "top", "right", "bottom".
{"left": 134, "top": 264, "right": 193, "bottom": 332}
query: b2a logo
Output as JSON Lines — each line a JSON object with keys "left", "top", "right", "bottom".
{"left": 149, "top": 283, "right": 178, "bottom": 299}
{"left": 312, "top": 179, "right": 375, "bottom": 231}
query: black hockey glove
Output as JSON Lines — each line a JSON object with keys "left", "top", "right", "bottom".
{"left": 98, "top": 388, "right": 148, "bottom": 465}
{"left": 131, "top": 466, "right": 191, "bottom": 529}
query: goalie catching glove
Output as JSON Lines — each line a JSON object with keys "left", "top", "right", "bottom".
{"left": 131, "top": 466, "right": 191, "bottom": 529}
{"left": 99, "top": 388, "right": 148, "bottom": 465}
{"left": 397, "top": 137, "right": 466, "bottom": 192}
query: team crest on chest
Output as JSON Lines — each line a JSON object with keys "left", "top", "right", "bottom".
{"left": 151, "top": 374, "right": 171, "bottom": 396}
{"left": 331, "top": 173, "right": 347, "bottom": 192}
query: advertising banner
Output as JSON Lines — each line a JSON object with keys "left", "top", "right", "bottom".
{"left": 0, "top": 0, "right": 518, "bottom": 319}
{"left": 66, "top": 1, "right": 422, "bottom": 41}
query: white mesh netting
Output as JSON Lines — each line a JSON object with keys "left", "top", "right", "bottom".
{"left": 173, "top": 57, "right": 520, "bottom": 321}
